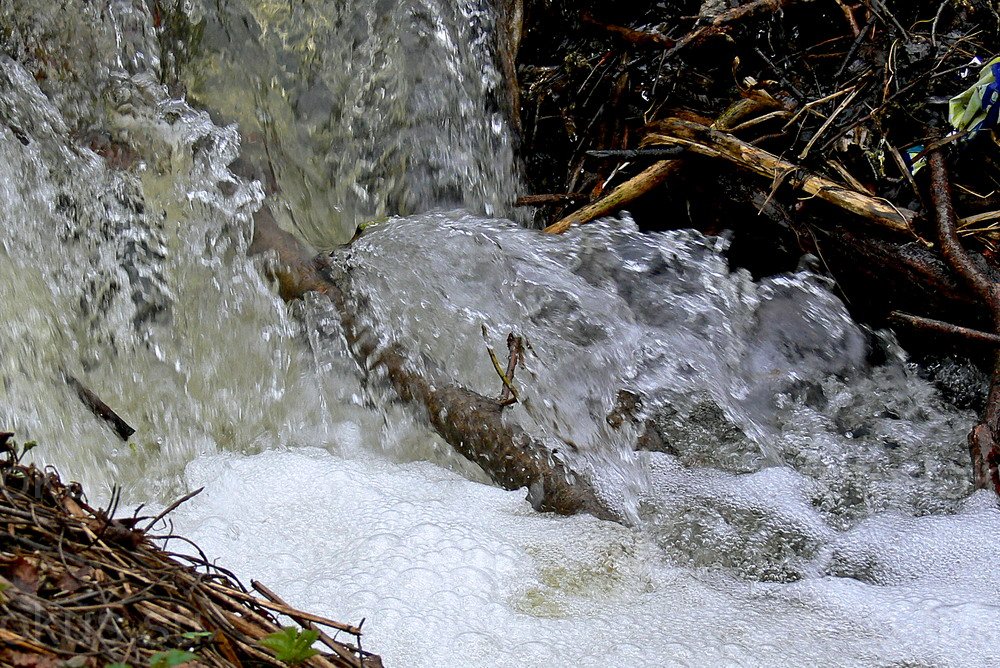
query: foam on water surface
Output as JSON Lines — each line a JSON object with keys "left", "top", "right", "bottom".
{"left": 171, "top": 447, "right": 1000, "bottom": 667}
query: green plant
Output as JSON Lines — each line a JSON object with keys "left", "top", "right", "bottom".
{"left": 1, "top": 437, "right": 38, "bottom": 465}
{"left": 18, "top": 440, "right": 38, "bottom": 461}
{"left": 149, "top": 649, "right": 198, "bottom": 668}
{"left": 260, "top": 627, "right": 320, "bottom": 665}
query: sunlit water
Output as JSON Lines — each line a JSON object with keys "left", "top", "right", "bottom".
{"left": 1, "top": 1, "right": 999, "bottom": 666}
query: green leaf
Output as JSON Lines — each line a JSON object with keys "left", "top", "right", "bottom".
{"left": 181, "top": 631, "right": 214, "bottom": 641}
{"left": 260, "top": 627, "right": 320, "bottom": 664}
{"left": 149, "top": 649, "right": 198, "bottom": 668}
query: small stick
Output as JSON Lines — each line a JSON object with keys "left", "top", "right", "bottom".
{"left": 798, "top": 87, "right": 860, "bottom": 159}
{"left": 500, "top": 333, "right": 524, "bottom": 406}
{"left": 780, "top": 85, "right": 859, "bottom": 133}
{"left": 959, "top": 210, "right": 1000, "bottom": 234}
{"left": 514, "top": 193, "right": 587, "bottom": 206}
{"left": 724, "top": 109, "right": 793, "bottom": 133}
{"left": 142, "top": 486, "right": 204, "bottom": 533}
{"left": 63, "top": 372, "right": 135, "bottom": 441}
{"left": 544, "top": 160, "right": 680, "bottom": 234}
{"left": 585, "top": 146, "right": 685, "bottom": 160}
{"left": 205, "top": 580, "right": 362, "bottom": 636}
{"left": 835, "top": 15, "right": 877, "bottom": 80}
{"left": 252, "top": 580, "right": 369, "bottom": 668}
{"left": 482, "top": 325, "right": 520, "bottom": 405}
{"left": 889, "top": 312, "right": 1000, "bottom": 346}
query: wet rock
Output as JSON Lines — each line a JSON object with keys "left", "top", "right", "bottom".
{"left": 915, "top": 354, "right": 989, "bottom": 412}
{"left": 642, "top": 394, "right": 760, "bottom": 474}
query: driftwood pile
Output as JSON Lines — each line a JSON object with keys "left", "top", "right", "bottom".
{"left": 507, "top": 0, "right": 1000, "bottom": 495}
{"left": 0, "top": 433, "right": 381, "bottom": 668}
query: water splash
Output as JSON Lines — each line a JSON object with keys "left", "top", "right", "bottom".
{"left": 335, "top": 211, "right": 971, "bottom": 530}
{"left": 1, "top": 1, "right": 996, "bottom": 666}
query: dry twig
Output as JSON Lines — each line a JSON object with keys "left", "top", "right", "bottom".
{"left": 544, "top": 160, "right": 680, "bottom": 234}
{"left": 890, "top": 311, "right": 1000, "bottom": 347}
{"left": 646, "top": 118, "right": 916, "bottom": 233}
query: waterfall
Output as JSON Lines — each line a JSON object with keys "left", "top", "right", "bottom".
{"left": 1, "top": 1, "right": 998, "bottom": 665}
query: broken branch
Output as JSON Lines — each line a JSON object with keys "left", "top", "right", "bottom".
{"left": 543, "top": 159, "right": 680, "bottom": 234}
{"left": 482, "top": 325, "right": 521, "bottom": 406}
{"left": 63, "top": 372, "right": 135, "bottom": 442}
{"left": 890, "top": 312, "right": 1000, "bottom": 347}
{"left": 646, "top": 118, "right": 916, "bottom": 233}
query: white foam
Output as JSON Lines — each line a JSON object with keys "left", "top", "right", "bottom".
{"left": 170, "top": 447, "right": 1000, "bottom": 667}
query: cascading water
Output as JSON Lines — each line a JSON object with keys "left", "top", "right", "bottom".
{"left": 180, "top": 0, "right": 518, "bottom": 248}
{"left": 1, "top": 1, "right": 999, "bottom": 666}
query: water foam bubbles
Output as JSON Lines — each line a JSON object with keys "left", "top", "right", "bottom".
{"left": 171, "top": 448, "right": 1000, "bottom": 667}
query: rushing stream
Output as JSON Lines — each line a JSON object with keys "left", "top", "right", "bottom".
{"left": 1, "top": 1, "right": 999, "bottom": 666}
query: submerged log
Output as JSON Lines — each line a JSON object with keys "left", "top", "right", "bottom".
{"left": 249, "top": 207, "right": 619, "bottom": 522}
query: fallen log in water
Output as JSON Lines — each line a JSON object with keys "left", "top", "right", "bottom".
{"left": 249, "top": 207, "right": 619, "bottom": 522}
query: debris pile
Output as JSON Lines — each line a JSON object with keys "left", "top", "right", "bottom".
{"left": 517, "top": 1, "right": 1000, "bottom": 247}
{"left": 0, "top": 433, "right": 382, "bottom": 668}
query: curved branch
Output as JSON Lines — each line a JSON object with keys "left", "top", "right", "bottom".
{"left": 928, "top": 150, "right": 1000, "bottom": 495}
